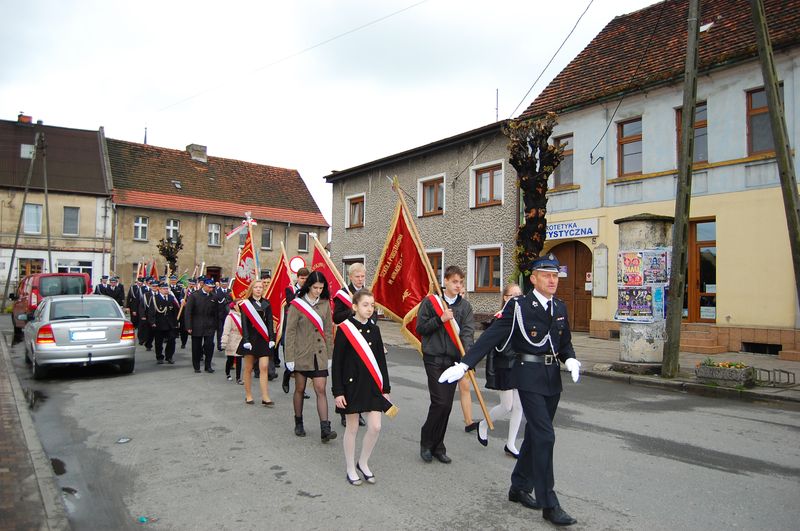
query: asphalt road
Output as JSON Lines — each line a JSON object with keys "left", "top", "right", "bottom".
{"left": 7, "top": 333, "right": 800, "bottom": 530}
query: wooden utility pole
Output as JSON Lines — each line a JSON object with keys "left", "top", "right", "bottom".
{"left": 750, "top": 0, "right": 800, "bottom": 304}
{"left": 663, "top": 0, "right": 701, "bottom": 378}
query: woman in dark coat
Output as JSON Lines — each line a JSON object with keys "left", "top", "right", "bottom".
{"left": 238, "top": 279, "right": 275, "bottom": 406}
{"left": 332, "top": 290, "right": 391, "bottom": 486}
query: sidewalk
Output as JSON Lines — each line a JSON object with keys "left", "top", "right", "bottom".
{"left": 378, "top": 319, "right": 800, "bottom": 404}
{"left": 0, "top": 329, "right": 69, "bottom": 531}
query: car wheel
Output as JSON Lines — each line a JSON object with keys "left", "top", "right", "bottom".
{"left": 32, "top": 355, "right": 47, "bottom": 380}
{"left": 119, "top": 358, "right": 135, "bottom": 374}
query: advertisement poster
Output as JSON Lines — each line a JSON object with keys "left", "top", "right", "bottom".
{"left": 617, "top": 287, "right": 653, "bottom": 318}
{"left": 643, "top": 251, "right": 669, "bottom": 284}
{"left": 619, "top": 252, "right": 643, "bottom": 286}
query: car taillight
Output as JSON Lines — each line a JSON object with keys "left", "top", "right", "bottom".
{"left": 30, "top": 289, "right": 39, "bottom": 308}
{"left": 121, "top": 321, "right": 135, "bottom": 341}
{"left": 36, "top": 324, "right": 55, "bottom": 344}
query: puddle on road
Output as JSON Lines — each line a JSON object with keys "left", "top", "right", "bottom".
{"left": 51, "top": 458, "right": 66, "bottom": 476}
{"left": 24, "top": 388, "right": 48, "bottom": 410}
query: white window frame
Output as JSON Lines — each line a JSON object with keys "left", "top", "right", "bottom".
{"left": 425, "top": 247, "right": 445, "bottom": 286}
{"left": 208, "top": 223, "right": 221, "bottom": 247}
{"left": 261, "top": 227, "right": 273, "bottom": 250}
{"left": 133, "top": 215, "right": 149, "bottom": 241}
{"left": 469, "top": 160, "right": 505, "bottom": 208}
{"left": 62, "top": 206, "right": 80, "bottom": 236}
{"left": 23, "top": 203, "right": 42, "bottom": 234}
{"left": 416, "top": 173, "right": 446, "bottom": 217}
{"left": 342, "top": 254, "right": 367, "bottom": 280}
{"left": 467, "top": 243, "right": 503, "bottom": 292}
{"left": 298, "top": 231, "right": 309, "bottom": 253}
{"left": 166, "top": 218, "right": 180, "bottom": 241}
{"left": 345, "top": 193, "right": 366, "bottom": 229}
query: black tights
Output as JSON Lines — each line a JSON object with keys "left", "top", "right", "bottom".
{"left": 293, "top": 374, "right": 329, "bottom": 421}
{"left": 225, "top": 356, "right": 242, "bottom": 380}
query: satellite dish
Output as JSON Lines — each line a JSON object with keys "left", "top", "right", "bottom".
{"left": 289, "top": 256, "right": 306, "bottom": 274}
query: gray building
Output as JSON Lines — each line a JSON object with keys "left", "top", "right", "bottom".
{"left": 325, "top": 121, "right": 519, "bottom": 318}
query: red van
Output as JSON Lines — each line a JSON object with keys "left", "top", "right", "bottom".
{"left": 10, "top": 273, "right": 92, "bottom": 332}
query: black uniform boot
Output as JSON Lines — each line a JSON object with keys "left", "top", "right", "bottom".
{"left": 294, "top": 416, "right": 306, "bottom": 437}
{"left": 320, "top": 420, "right": 337, "bottom": 443}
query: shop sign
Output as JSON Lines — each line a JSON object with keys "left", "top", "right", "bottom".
{"left": 546, "top": 218, "right": 599, "bottom": 240}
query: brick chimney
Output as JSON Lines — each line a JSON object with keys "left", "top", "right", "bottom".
{"left": 186, "top": 144, "right": 207, "bottom": 163}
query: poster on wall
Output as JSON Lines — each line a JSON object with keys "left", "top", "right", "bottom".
{"left": 618, "top": 252, "right": 644, "bottom": 286}
{"left": 643, "top": 251, "right": 669, "bottom": 284}
{"left": 615, "top": 247, "right": 671, "bottom": 323}
{"left": 617, "top": 287, "right": 653, "bottom": 319}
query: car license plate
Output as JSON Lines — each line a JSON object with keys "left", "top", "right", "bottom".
{"left": 71, "top": 330, "right": 105, "bottom": 341}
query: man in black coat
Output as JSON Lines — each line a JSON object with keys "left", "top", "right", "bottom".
{"left": 185, "top": 278, "right": 221, "bottom": 373}
{"left": 137, "top": 277, "right": 155, "bottom": 350}
{"left": 107, "top": 276, "right": 125, "bottom": 307}
{"left": 215, "top": 277, "right": 233, "bottom": 351}
{"left": 94, "top": 275, "right": 110, "bottom": 296}
{"left": 126, "top": 277, "right": 144, "bottom": 328}
{"left": 439, "top": 254, "right": 581, "bottom": 527}
{"left": 147, "top": 282, "right": 180, "bottom": 364}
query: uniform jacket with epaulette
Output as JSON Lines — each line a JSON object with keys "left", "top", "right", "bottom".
{"left": 462, "top": 291, "right": 575, "bottom": 396}
{"left": 146, "top": 292, "right": 180, "bottom": 331}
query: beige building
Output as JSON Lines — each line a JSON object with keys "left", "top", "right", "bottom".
{"left": 107, "top": 139, "right": 328, "bottom": 284}
{"left": 0, "top": 116, "right": 112, "bottom": 292}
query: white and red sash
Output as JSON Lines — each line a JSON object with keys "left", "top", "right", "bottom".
{"left": 338, "top": 319, "right": 384, "bottom": 391}
{"left": 239, "top": 299, "right": 270, "bottom": 341}
{"left": 427, "top": 294, "right": 461, "bottom": 349}
{"left": 290, "top": 297, "right": 325, "bottom": 338}
{"left": 334, "top": 287, "right": 353, "bottom": 307}
{"left": 228, "top": 312, "right": 243, "bottom": 334}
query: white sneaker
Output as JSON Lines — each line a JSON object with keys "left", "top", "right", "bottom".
{"left": 227, "top": 375, "right": 232, "bottom": 381}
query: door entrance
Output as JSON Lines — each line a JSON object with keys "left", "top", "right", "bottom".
{"left": 549, "top": 241, "right": 592, "bottom": 332}
{"left": 683, "top": 219, "right": 717, "bottom": 322}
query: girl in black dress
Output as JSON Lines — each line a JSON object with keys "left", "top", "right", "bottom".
{"left": 332, "top": 291, "right": 391, "bottom": 486}
{"left": 238, "top": 279, "right": 276, "bottom": 407}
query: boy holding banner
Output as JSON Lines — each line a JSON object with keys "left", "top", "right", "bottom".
{"left": 416, "top": 265, "right": 474, "bottom": 464}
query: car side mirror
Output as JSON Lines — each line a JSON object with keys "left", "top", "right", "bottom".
{"left": 16, "top": 313, "right": 28, "bottom": 322}
{"left": 8, "top": 293, "right": 17, "bottom": 301}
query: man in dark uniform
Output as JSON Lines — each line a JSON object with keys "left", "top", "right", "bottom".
{"left": 416, "top": 265, "right": 474, "bottom": 465}
{"left": 147, "top": 282, "right": 180, "bottom": 364}
{"left": 332, "top": 262, "right": 368, "bottom": 427}
{"left": 169, "top": 274, "right": 185, "bottom": 303}
{"left": 215, "top": 277, "right": 233, "bottom": 351}
{"left": 178, "top": 278, "right": 197, "bottom": 349}
{"left": 94, "top": 275, "right": 110, "bottom": 296}
{"left": 126, "top": 277, "right": 144, "bottom": 330}
{"left": 185, "top": 278, "right": 221, "bottom": 373}
{"left": 138, "top": 277, "right": 155, "bottom": 350}
{"left": 107, "top": 276, "right": 125, "bottom": 306}
{"left": 439, "top": 254, "right": 581, "bottom": 526}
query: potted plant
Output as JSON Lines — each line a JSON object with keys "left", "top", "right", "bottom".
{"left": 695, "top": 358, "right": 755, "bottom": 388}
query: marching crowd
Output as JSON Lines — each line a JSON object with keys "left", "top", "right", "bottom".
{"left": 98, "top": 254, "right": 581, "bottom": 526}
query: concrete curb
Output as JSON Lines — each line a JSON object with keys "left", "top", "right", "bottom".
{"left": 0, "top": 334, "right": 70, "bottom": 531}
{"left": 583, "top": 367, "right": 800, "bottom": 405}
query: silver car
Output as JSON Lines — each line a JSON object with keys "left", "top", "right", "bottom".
{"left": 21, "top": 294, "right": 136, "bottom": 379}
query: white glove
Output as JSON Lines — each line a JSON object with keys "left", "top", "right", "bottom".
{"left": 242, "top": 342, "right": 252, "bottom": 350}
{"left": 438, "top": 362, "right": 468, "bottom": 384}
{"left": 268, "top": 341, "right": 275, "bottom": 349}
{"left": 565, "top": 358, "right": 581, "bottom": 383}
{"left": 327, "top": 359, "right": 333, "bottom": 370}
{"left": 286, "top": 361, "right": 295, "bottom": 372}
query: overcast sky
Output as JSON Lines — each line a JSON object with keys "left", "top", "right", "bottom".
{"left": 0, "top": 0, "right": 657, "bottom": 225}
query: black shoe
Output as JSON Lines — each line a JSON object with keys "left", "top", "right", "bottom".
{"left": 504, "top": 445, "right": 519, "bottom": 459}
{"left": 166, "top": 359, "right": 174, "bottom": 364}
{"left": 320, "top": 420, "right": 337, "bottom": 442}
{"left": 508, "top": 487, "right": 541, "bottom": 510}
{"left": 477, "top": 427, "right": 488, "bottom": 447}
{"left": 156, "top": 360, "right": 164, "bottom": 365}
{"left": 261, "top": 400, "right": 274, "bottom": 408}
{"left": 432, "top": 452, "right": 451, "bottom": 464}
{"left": 543, "top": 506, "right": 577, "bottom": 526}
{"left": 205, "top": 368, "right": 215, "bottom": 373}
{"left": 356, "top": 463, "right": 375, "bottom": 484}
{"left": 194, "top": 369, "right": 201, "bottom": 373}
{"left": 267, "top": 372, "right": 277, "bottom": 381}
{"left": 282, "top": 371, "right": 291, "bottom": 393}
{"left": 346, "top": 472, "right": 362, "bottom": 486}
{"left": 181, "top": 343, "right": 186, "bottom": 349}
{"left": 146, "top": 347, "right": 152, "bottom": 351}
{"left": 358, "top": 414, "right": 366, "bottom": 427}
{"left": 465, "top": 421, "right": 480, "bottom": 433}
{"left": 420, "top": 447, "right": 433, "bottom": 463}
{"left": 303, "top": 393, "right": 310, "bottom": 399}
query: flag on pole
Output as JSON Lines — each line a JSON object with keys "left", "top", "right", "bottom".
{"left": 309, "top": 233, "right": 344, "bottom": 313}
{"left": 371, "top": 193, "right": 435, "bottom": 350}
{"left": 264, "top": 243, "right": 292, "bottom": 343}
{"left": 148, "top": 259, "right": 158, "bottom": 279}
{"left": 231, "top": 219, "right": 258, "bottom": 299}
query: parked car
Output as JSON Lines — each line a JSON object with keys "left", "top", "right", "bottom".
{"left": 20, "top": 294, "right": 136, "bottom": 379}
{"left": 10, "top": 273, "right": 92, "bottom": 333}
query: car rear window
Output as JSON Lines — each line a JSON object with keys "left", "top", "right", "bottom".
{"left": 39, "top": 276, "right": 87, "bottom": 296}
{"left": 49, "top": 298, "right": 122, "bottom": 321}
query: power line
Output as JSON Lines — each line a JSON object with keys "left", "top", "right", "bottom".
{"left": 155, "top": 0, "right": 429, "bottom": 114}
{"left": 588, "top": 0, "right": 669, "bottom": 163}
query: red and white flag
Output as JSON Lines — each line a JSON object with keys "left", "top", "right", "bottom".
{"left": 264, "top": 245, "right": 292, "bottom": 343}
{"left": 148, "top": 259, "right": 158, "bottom": 279}
{"left": 231, "top": 223, "right": 257, "bottom": 300}
{"left": 309, "top": 234, "right": 344, "bottom": 313}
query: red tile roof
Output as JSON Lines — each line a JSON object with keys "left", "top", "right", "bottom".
{"left": 107, "top": 138, "right": 328, "bottom": 227}
{"left": 0, "top": 119, "right": 108, "bottom": 195}
{"left": 521, "top": 0, "right": 800, "bottom": 118}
